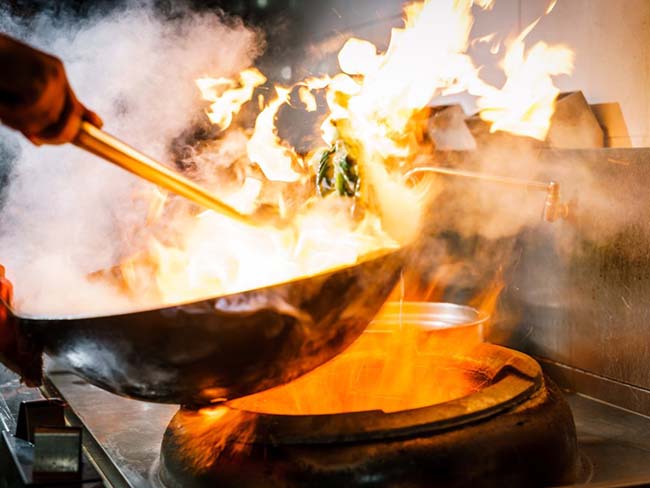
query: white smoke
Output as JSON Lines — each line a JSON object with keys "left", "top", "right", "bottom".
{"left": 0, "top": 3, "right": 262, "bottom": 316}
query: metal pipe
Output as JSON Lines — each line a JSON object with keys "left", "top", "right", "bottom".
{"left": 404, "top": 166, "right": 569, "bottom": 222}
{"left": 73, "top": 122, "right": 257, "bottom": 226}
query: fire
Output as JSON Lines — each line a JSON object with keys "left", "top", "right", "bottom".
{"left": 172, "top": 301, "right": 489, "bottom": 464}
{"left": 171, "top": 405, "right": 257, "bottom": 469}
{"left": 476, "top": 20, "right": 574, "bottom": 139}
{"left": 196, "top": 68, "right": 266, "bottom": 131}
{"left": 229, "top": 302, "right": 487, "bottom": 415}
{"left": 245, "top": 86, "right": 301, "bottom": 182}
{"left": 97, "top": 0, "right": 573, "bottom": 310}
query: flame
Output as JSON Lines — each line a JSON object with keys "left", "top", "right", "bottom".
{"left": 476, "top": 20, "right": 574, "bottom": 139}
{"left": 97, "top": 0, "right": 575, "bottom": 313}
{"left": 171, "top": 301, "right": 488, "bottom": 465}
{"left": 246, "top": 86, "right": 302, "bottom": 182}
{"left": 171, "top": 406, "right": 257, "bottom": 469}
{"left": 109, "top": 199, "right": 397, "bottom": 305}
{"left": 296, "top": 75, "right": 331, "bottom": 112}
{"left": 228, "top": 303, "right": 487, "bottom": 415}
{"left": 196, "top": 68, "right": 266, "bottom": 130}
{"left": 470, "top": 276, "right": 504, "bottom": 320}
{"left": 297, "top": 86, "right": 317, "bottom": 112}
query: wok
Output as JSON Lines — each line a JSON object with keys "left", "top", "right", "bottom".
{"left": 1, "top": 248, "right": 405, "bottom": 406}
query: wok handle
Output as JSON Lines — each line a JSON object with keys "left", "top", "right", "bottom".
{"left": 73, "top": 122, "right": 257, "bottom": 226}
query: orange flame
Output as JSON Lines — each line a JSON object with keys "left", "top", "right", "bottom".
{"left": 171, "top": 406, "right": 257, "bottom": 469}
{"left": 246, "top": 86, "right": 301, "bottom": 182}
{"left": 172, "top": 302, "right": 489, "bottom": 465}
{"left": 229, "top": 303, "right": 487, "bottom": 415}
{"left": 477, "top": 20, "right": 574, "bottom": 139}
{"left": 101, "top": 0, "right": 574, "bottom": 311}
{"left": 196, "top": 68, "right": 266, "bottom": 130}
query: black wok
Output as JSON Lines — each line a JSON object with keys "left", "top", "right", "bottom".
{"left": 2, "top": 248, "right": 405, "bottom": 406}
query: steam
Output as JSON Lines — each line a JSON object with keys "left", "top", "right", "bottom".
{"left": 0, "top": 0, "right": 619, "bottom": 321}
{"left": 0, "top": 3, "right": 262, "bottom": 315}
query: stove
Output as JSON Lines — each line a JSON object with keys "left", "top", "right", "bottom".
{"left": 3, "top": 140, "right": 650, "bottom": 487}
{"left": 156, "top": 343, "right": 576, "bottom": 488}
{"left": 1, "top": 301, "right": 650, "bottom": 488}
{"left": 2, "top": 345, "right": 650, "bottom": 487}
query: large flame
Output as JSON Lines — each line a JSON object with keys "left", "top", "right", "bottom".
{"left": 229, "top": 302, "right": 487, "bottom": 415}
{"left": 98, "top": 0, "right": 573, "bottom": 309}
{"left": 94, "top": 0, "right": 578, "bottom": 454}
{"left": 170, "top": 298, "right": 491, "bottom": 465}
{"left": 196, "top": 68, "right": 266, "bottom": 131}
{"left": 476, "top": 19, "right": 574, "bottom": 139}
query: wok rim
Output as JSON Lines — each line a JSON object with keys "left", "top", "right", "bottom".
{"left": 7, "top": 245, "right": 404, "bottom": 322}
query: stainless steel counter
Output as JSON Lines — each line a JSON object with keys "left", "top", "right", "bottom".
{"left": 2, "top": 363, "right": 650, "bottom": 487}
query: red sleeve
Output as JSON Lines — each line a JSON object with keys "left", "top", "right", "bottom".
{"left": 0, "top": 265, "right": 42, "bottom": 386}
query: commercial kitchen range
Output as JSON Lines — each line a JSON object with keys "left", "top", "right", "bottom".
{"left": 3, "top": 146, "right": 650, "bottom": 487}
{"left": 1, "top": 357, "right": 650, "bottom": 488}
{"left": 2, "top": 0, "right": 650, "bottom": 486}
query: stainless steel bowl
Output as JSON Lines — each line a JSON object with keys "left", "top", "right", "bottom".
{"left": 371, "top": 301, "right": 489, "bottom": 337}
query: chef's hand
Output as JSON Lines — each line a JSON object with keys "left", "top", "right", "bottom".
{"left": 0, "top": 33, "right": 103, "bottom": 145}
{"left": 0, "top": 266, "right": 42, "bottom": 387}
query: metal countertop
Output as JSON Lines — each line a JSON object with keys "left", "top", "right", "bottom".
{"left": 3, "top": 365, "right": 650, "bottom": 487}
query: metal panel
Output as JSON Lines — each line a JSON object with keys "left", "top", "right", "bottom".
{"left": 498, "top": 148, "right": 650, "bottom": 398}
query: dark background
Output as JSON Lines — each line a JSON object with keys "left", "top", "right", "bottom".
{"left": 2, "top": 0, "right": 403, "bottom": 65}
{"left": 0, "top": 0, "right": 403, "bottom": 186}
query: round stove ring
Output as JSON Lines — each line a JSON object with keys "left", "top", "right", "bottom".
{"left": 226, "top": 342, "right": 541, "bottom": 445}
{"left": 157, "top": 343, "right": 578, "bottom": 487}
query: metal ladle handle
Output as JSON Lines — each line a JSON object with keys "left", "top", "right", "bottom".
{"left": 404, "top": 166, "right": 570, "bottom": 222}
{"left": 73, "top": 122, "right": 257, "bottom": 226}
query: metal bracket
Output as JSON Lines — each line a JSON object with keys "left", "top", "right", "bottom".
{"left": 15, "top": 399, "right": 66, "bottom": 443}
{"left": 33, "top": 426, "right": 83, "bottom": 479}
{"left": 1, "top": 398, "right": 102, "bottom": 486}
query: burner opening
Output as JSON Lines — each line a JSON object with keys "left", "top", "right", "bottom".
{"left": 159, "top": 342, "right": 578, "bottom": 488}
{"left": 228, "top": 356, "right": 489, "bottom": 415}
{"left": 228, "top": 302, "right": 489, "bottom": 415}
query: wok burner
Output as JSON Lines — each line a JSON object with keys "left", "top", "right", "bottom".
{"left": 0, "top": 303, "right": 580, "bottom": 487}
{"left": 157, "top": 335, "right": 578, "bottom": 487}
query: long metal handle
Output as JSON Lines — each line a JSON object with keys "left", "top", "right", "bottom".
{"left": 403, "top": 166, "right": 550, "bottom": 192}
{"left": 73, "top": 122, "right": 256, "bottom": 225}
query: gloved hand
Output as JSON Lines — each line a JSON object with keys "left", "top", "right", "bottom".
{"left": 0, "top": 33, "right": 102, "bottom": 145}
{"left": 0, "top": 265, "right": 42, "bottom": 386}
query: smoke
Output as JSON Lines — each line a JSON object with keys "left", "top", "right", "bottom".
{"left": 0, "top": 0, "right": 622, "bottom": 322}
{"left": 0, "top": 2, "right": 263, "bottom": 315}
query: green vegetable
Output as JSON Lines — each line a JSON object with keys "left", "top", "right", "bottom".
{"left": 315, "top": 141, "right": 359, "bottom": 198}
